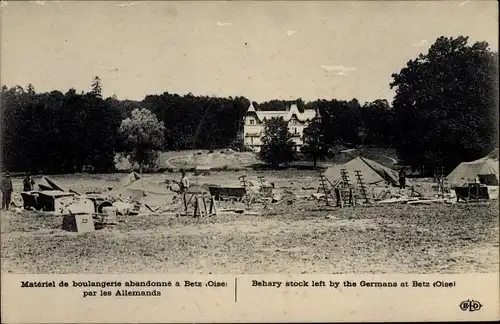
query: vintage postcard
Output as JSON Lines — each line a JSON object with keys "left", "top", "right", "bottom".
{"left": 0, "top": 0, "right": 498, "bottom": 322}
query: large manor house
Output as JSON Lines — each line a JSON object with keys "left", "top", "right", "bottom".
{"left": 243, "top": 103, "right": 320, "bottom": 152}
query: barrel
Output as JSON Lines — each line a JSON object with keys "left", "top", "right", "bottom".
{"left": 101, "top": 206, "right": 118, "bottom": 225}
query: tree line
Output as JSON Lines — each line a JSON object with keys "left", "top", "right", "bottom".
{"left": 1, "top": 36, "right": 497, "bottom": 175}
{"left": 0, "top": 80, "right": 250, "bottom": 174}
{"left": 0, "top": 80, "right": 394, "bottom": 174}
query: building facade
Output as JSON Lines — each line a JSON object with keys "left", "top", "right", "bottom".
{"left": 243, "top": 103, "right": 320, "bottom": 152}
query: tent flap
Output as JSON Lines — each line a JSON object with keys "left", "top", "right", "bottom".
{"left": 324, "top": 157, "right": 399, "bottom": 187}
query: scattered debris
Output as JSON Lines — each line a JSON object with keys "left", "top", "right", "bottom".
{"left": 15, "top": 164, "right": 497, "bottom": 237}
{"left": 194, "top": 165, "right": 211, "bottom": 176}
{"left": 377, "top": 197, "right": 412, "bottom": 204}
{"left": 219, "top": 208, "right": 245, "bottom": 214}
{"left": 56, "top": 196, "right": 95, "bottom": 215}
{"left": 311, "top": 193, "right": 325, "bottom": 200}
{"left": 407, "top": 198, "right": 448, "bottom": 205}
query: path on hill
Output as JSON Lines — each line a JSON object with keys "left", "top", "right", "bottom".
{"left": 383, "top": 155, "right": 398, "bottom": 165}
{"left": 367, "top": 153, "right": 398, "bottom": 165}
{"left": 165, "top": 156, "right": 178, "bottom": 170}
{"left": 163, "top": 151, "right": 206, "bottom": 170}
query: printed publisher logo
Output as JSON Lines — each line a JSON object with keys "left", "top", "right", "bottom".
{"left": 459, "top": 300, "right": 483, "bottom": 312}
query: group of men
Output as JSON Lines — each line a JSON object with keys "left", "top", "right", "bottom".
{"left": 0, "top": 172, "right": 35, "bottom": 210}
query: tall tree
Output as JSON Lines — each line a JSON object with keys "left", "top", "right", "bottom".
{"left": 391, "top": 35, "right": 498, "bottom": 173}
{"left": 361, "top": 99, "right": 394, "bottom": 147}
{"left": 27, "top": 83, "right": 35, "bottom": 94}
{"left": 316, "top": 99, "right": 362, "bottom": 148}
{"left": 301, "top": 118, "right": 332, "bottom": 168}
{"left": 91, "top": 76, "right": 103, "bottom": 98}
{"left": 118, "top": 108, "right": 165, "bottom": 172}
{"left": 258, "top": 117, "right": 297, "bottom": 168}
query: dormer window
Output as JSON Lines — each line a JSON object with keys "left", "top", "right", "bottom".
{"left": 249, "top": 119, "right": 255, "bottom": 125}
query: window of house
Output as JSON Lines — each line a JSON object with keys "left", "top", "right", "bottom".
{"left": 249, "top": 119, "right": 255, "bottom": 125}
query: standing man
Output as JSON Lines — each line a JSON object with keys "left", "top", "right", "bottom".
{"left": 180, "top": 169, "right": 190, "bottom": 192}
{"left": 23, "top": 173, "right": 35, "bottom": 192}
{"left": 1, "top": 172, "right": 13, "bottom": 210}
{"left": 180, "top": 169, "right": 190, "bottom": 215}
{"left": 398, "top": 167, "right": 407, "bottom": 190}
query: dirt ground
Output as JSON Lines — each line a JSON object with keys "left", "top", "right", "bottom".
{"left": 1, "top": 171, "right": 498, "bottom": 274}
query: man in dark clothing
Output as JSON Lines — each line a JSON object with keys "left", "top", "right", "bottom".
{"left": 398, "top": 168, "right": 407, "bottom": 190}
{"left": 23, "top": 173, "right": 35, "bottom": 192}
{"left": 179, "top": 169, "right": 190, "bottom": 215}
{"left": 1, "top": 172, "right": 13, "bottom": 210}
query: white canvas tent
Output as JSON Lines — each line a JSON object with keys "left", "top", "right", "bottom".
{"left": 116, "top": 171, "right": 141, "bottom": 188}
{"left": 109, "top": 172, "right": 174, "bottom": 199}
{"left": 324, "top": 157, "right": 400, "bottom": 187}
{"left": 446, "top": 149, "right": 499, "bottom": 187}
{"left": 107, "top": 172, "right": 179, "bottom": 210}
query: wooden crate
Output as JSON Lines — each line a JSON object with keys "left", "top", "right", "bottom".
{"left": 37, "top": 191, "right": 75, "bottom": 211}
{"left": 20, "top": 192, "right": 39, "bottom": 210}
{"left": 62, "top": 214, "right": 95, "bottom": 233}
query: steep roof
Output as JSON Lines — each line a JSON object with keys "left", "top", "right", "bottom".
{"left": 246, "top": 103, "right": 317, "bottom": 122}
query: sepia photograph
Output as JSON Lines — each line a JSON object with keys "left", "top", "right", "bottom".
{"left": 0, "top": 0, "right": 498, "bottom": 277}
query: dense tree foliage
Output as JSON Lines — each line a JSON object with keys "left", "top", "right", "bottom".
{"left": 118, "top": 108, "right": 165, "bottom": 172}
{"left": 1, "top": 84, "right": 122, "bottom": 173}
{"left": 360, "top": 99, "right": 395, "bottom": 147}
{"left": 143, "top": 93, "right": 250, "bottom": 151}
{"left": 258, "top": 117, "right": 297, "bottom": 168}
{"left": 301, "top": 118, "right": 332, "bottom": 167}
{"left": 254, "top": 98, "right": 306, "bottom": 112}
{"left": 311, "top": 99, "right": 363, "bottom": 148}
{"left": 391, "top": 36, "right": 499, "bottom": 174}
{"left": 0, "top": 83, "right": 251, "bottom": 173}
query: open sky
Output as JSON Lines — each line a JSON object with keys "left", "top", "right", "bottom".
{"left": 1, "top": 1, "right": 498, "bottom": 104}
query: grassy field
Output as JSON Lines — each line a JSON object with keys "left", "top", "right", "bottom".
{"left": 1, "top": 171, "right": 498, "bottom": 274}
